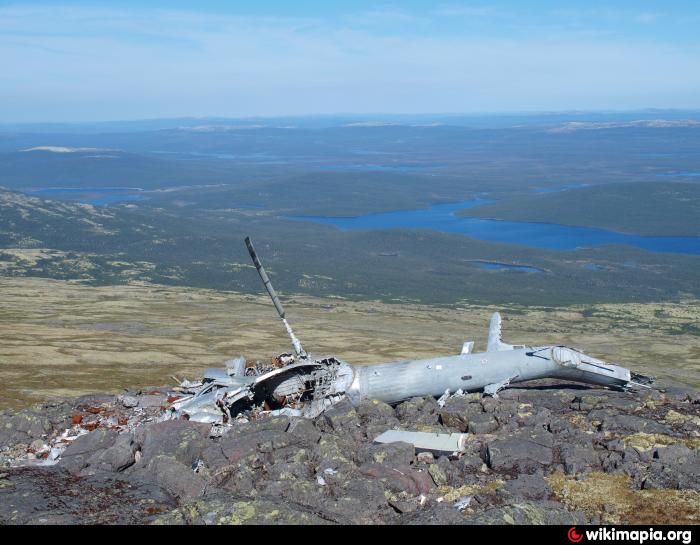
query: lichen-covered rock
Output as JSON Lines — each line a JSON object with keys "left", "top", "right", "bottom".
{"left": 499, "top": 473, "right": 552, "bottom": 501}
{"left": 468, "top": 413, "right": 499, "bottom": 434}
{"left": 558, "top": 434, "right": 600, "bottom": 475}
{"left": 81, "top": 432, "right": 138, "bottom": 474}
{"left": 134, "top": 420, "right": 211, "bottom": 467}
{"left": 315, "top": 399, "right": 362, "bottom": 442}
{"left": 358, "top": 440, "right": 415, "bottom": 467}
{"left": 359, "top": 462, "right": 433, "bottom": 495}
{"left": 465, "top": 501, "right": 587, "bottom": 525}
{"left": 601, "top": 415, "right": 671, "bottom": 435}
{"left": 356, "top": 399, "right": 400, "bottom": 438}
{"left": 154, "top": 496, "right": 331, "bottom": 525}
{"left": 2, "top": 379, "right": 699, "bottom": 525}
{"left": 58, "top": 428, "right": 119, "bottom": 473}
{"left": 437, "top": 396, "right": 483, "bottom": 431}
{"left": 133, "top": 455, "right": 207, "bottom": 501}
{"left": 0, "top": 412, "right": 52, "bottom": 447}
{"left": 396, "top": 397, "right": 440, "bottom": 427}
{"left": 0, "top": 467, "right": 174, "bottom": 524}
{"left": 484, "top": 429, "right": 554, "bottom": 475}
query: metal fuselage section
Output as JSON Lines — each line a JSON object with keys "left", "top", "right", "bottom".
{"left": 345, "top": 346, "right": 634, "bottom": 405}
{"left": 171, "top": 237, "right": 654, "bottom": 423}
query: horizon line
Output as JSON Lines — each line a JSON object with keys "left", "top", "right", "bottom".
{"left": 3, "top": 107, "right": 700, "bottom": 127}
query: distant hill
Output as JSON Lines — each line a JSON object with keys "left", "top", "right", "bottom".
{"left": 0, "top": 148, "right": 236, "bottom": 190}
{"left": 1, "top": 187, "right": 700, "bottom": 306}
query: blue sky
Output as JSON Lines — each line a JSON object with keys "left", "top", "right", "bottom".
{"left": 1, "top": 1, "right": 699, "bottom": 122}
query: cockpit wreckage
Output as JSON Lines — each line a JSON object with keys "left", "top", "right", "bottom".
{"left": 169, "top": 237, "right": 655, "bottom": 427}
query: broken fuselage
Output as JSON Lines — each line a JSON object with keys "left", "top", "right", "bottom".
{"left": 168, "top": 238, "right": 654, "bottom": 424}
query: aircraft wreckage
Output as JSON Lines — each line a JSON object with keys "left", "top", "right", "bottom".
{"left": 169, "top": 237, "right": 655, "bottom": 425}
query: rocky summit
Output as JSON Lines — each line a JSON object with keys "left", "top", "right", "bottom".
{"left": 1, "top": 379, "right": 699, "bottom": 525}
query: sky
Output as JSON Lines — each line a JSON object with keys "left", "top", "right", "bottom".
{"left": 1, "top": 1, "right": 700, "bottom": 122}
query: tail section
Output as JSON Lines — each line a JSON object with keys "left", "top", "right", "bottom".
{"left": 487, "top": 312, "right": 514, "bottom": 352}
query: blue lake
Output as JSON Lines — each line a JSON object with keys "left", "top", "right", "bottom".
{"left": 150, "top": 151, "right": 289, "bottom": 164}
{"left": 657, "top": 171, "right": 700, "bottom": 178}
{"left": 27, "top": 187, "right": 146, "bottom": 206}
{"left": 289, "top": 200, "right": 700, "bottom": 256}
{"left": 535, "top": 183, "right": 590, "bottom": 194}
{"left": 84, "top": 195, "right": 146, "bottom": 205}
{"left": 317, "top": 164, "right": 440, "bottom": 172}
{"left": 469, "top": 261, "right": 544, "bottom": 273}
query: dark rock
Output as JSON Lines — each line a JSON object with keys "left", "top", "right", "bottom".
{"left": 499, "top": 473, "right": 552, "bottom": 501}
{"left": 516, "top": 407, "right": 552, "bottom": 429}
{"left": 388, "top": 494, "right": 422, "bottom": 514}
{"left": 643, "top": 445, "right": 700, "bottom": 491}
{"left": 359, "top": 463, "right": 433, "bottom": 495}
{"left": 2, "top": 384, "right": 699, "bottom": 525}
{"left": 468, "top": 412, "right": 500, "bottom": 434}
{"left": 0, "top": 467, "right": 174, "bottom": 524}
{"left": 457, "top": 453, "right": 485, "bottom": 475}
{"left": 428, "top": 456, "right": 461, "bottom": 486}
{"left": 265, "top": 461, "right": 312, "bottom": 482}
{"left": 287, "top": 417, "right": 322, "bottom": 446}
{"left": 207, "top": 463, "right": 258, "bottom": 496}
{"left": 484, "top": 429, "right": 554, "bottom": 475}
{"left": 356, "top": 398, "right": 396, "bottom": 419}
{"left": 203, "top": 416, "right": 295, "bottom": 470}
{"left": 438, "top": 398, "right": 481, "bottom": 431}
{"left": 396, "top": 397, "right": 440, "bottom": 427}
{"left": 135, "top": 420, "right": 212, "bottom": 467}
{"left": 315, "top": 399, "right": 362, "bottom": 441}
{"left": 134, "top": 455, "right": 207, "bottom": 501}
{"left": 358, "top": 440, "right": 415, "bottom": 467}
{"left": 326, "top": 478, "right": 395, "bottom": 523}
{"left": 465, "top": 501, "right": 587, "bottom": 525}
{"left": 310, "top": 433, "right": 358, "bottom": 474}
{"left": 154, "top": 496, "right": 331, "bottom": 525}
{"left": 404, "top": 501, "right": 470, "bottom": 525}
{"left": 58, "top": 428, "right": 119, "bottom": 473}
{"left": 81, "top": 432, "right": 138, "bottom": 474}
{"left": 502, "top": 389, "right": 577, "bottom": 412}
{"left": 600, "top": 451, "right": 623, "bottom": 473}
{"left": 605, "top": 397, "right": 641, "bottom": 412}
{"left": 659, "top": 381, "right": 700, "bottom": 403}
{"left": 601, "top": 415, "right": 670, "bottom": 434}
{"left": 559, "top": 437, "right": 600, "bottom": 475}
{"left": 0, "top": 412, "right": 52, "bottom": 447}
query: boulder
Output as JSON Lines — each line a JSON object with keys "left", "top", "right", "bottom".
{"left": 484, "top": 429, "right": 554, "bottom": 475}
{"left": 134, "top": 420, "right": 211, "bottom": 467}
{"left": 58, "top": 428, "right": 119, "bottom": 473}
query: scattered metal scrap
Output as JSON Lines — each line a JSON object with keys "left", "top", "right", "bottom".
{"left": 166, "top": 236, "right": 655, "bottom": 428}
{"left": 373, "top": 430, "right": 469, "bottom": 456}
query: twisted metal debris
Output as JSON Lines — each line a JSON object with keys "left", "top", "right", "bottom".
{"left": 166, "top": 237, "right": 655, "bottom": 427}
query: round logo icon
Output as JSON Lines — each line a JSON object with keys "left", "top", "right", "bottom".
{"left": 568, "top": 527, "right": 584, "bottom": 543}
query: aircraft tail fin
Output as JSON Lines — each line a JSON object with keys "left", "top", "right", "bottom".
{"left": 487, "top": 312, "right": 514, "bottom": 352}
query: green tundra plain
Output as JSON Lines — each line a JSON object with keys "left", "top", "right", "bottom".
{"left": 1, "top": 276, "right": 698, "bottom": 410}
